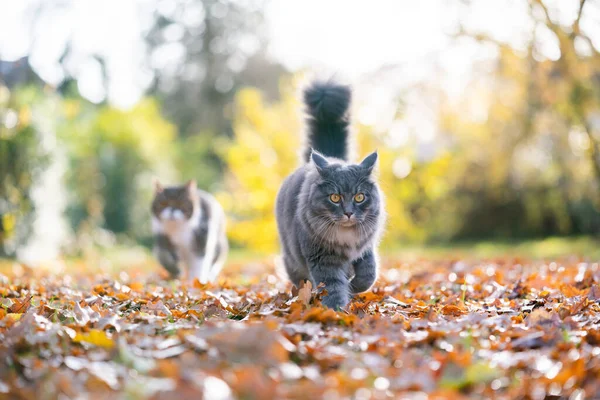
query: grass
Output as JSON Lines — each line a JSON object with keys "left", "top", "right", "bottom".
{"left": 385, "top": 236, "right": 600, "bottom": 261}
{"left": 0, "top": 236, "right": 598, "bottom": 277}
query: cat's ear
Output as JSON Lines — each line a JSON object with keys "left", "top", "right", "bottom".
{"left": 311, "top": 150, "right": 329, "bottom": 172}
{"left": 153, "top": 178, "right": 163, "bottom": 193}
{"left": 359, "top": 151, "right": 378, "bottom": 174}
{"left": 185, "top": 179, "right": 197, "bottom": 194}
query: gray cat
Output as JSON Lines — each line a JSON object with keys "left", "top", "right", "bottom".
{"left": 151, "top": 179, "right": 228, "bottom": 282}
{"left": 275, "top": 81, "right": 385, "bottom": 309}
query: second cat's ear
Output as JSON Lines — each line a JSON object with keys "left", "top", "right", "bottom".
{"left": 185, "top": 179, "right": 197, "bottom": 193}
{"left": 153, "top": 178, "right": 163, "bottom": 193}
{"left": 311, "top": 150, "right": 329, "bottom": 172}
{"left": 360, "top": 151, "right": 378, "bottom": 174}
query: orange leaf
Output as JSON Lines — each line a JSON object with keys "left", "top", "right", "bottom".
{"left": 441, "top": 304, "right": 467, "bottom": 316}
{"left": 10, "top": 296, "right": 32, "bottom": 314}
{"left": 193, "top": 278, "right": 208, "bottom": 289}
{"left": 115, "top": 293, "right": 130, "bottom": 301}
{"left": 129, "top": 282, "right": 144, "bottom": 292}
{"left": 297, "top": 280, "right": 312, "bottom": 306}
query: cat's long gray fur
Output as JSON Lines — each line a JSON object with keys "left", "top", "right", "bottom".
{"left": 276, "top": 81, "right": 385, "bottom": 309}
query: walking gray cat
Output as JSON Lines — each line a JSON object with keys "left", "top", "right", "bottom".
{"left": 275, "top": 81, "right": 385, "bottom": 309}
{"left": 151, "top": 179, "right": 228, "bottom": 282}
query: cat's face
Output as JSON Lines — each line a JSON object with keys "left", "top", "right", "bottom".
{"left": 151, "top": 180, "right": 197, "bottom": 221}
{"left": 307, "top": 151, "right": 380, "bottom": 229}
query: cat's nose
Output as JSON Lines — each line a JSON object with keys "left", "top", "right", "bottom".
{"left": 344, "top": 212, "right": 353, "bottom": 219}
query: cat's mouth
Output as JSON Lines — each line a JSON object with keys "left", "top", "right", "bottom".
{"left": 338, "top": 219, "right": 358, "bottom": 227}
{"left": 162, "top": 216, "right": 188, "bottom": 223}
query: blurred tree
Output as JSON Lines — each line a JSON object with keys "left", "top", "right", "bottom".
{"left": 529, "top": 0, "right": 600, "bottom": 187}
{"left": 0, "top": 57, "right": 42, "bottom": 89}
{"left": 2, "top": 0, "right": 288, "bottom": 200}
{"left": 145, "top": 0, "right": 273, "bottom": 137}
{"left": 221, "top": 62, "right": 600, "bottom": 253}
{"left": 60, "top": 98, "right": 178, "bottom": 248}
{"left": 174, "top": 133, "right": 223, "bottom": 192}
{"left": 145, "top": 0, "right": 288, "bottom": 193}
{"left": 219, "top": 82, "right": 300, "bottom": 252}
{"left": 0, "top": 83, "right": 42, "bottom": 255}
{"left": 0, "top": 80, "right": 70, "bottom": 260}
{"left": 451, "top": 0, "right": 600, "bottom": 238}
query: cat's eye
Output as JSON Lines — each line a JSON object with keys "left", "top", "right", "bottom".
{"left": 354, "top": 193, "right": 365, "bottom": 203}
{"left": 329, "top": 194, "right": 341, "bottom": 203}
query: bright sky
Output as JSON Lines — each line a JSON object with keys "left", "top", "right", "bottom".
{"left": 0, "top": 0, "right": 597, "bottom": 120}
{"left": 266, "top": 0, "right": 537, "bottom": 77}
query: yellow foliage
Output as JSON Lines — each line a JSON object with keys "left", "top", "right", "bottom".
{"left": 220, "top": 80, "right": 457, "bottom": 252}
{"left": 94, "top": 98, "right": 177, "bottom": 164}
{"left": 2, "top": 213, "right": 15, "bottom": 234}
{"left": 221, "top": 50, "right": 597, "bottom": 253}
{"left": 219, "top": 84, "right": 301, "bottom": 252}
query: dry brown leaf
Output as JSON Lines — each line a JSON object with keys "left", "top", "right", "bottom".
{"left": 297, "top": 280, "right": 312, "bottom": 306}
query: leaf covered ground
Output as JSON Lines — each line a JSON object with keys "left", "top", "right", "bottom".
{"left": 0, "top": 255, "right": 599, "bottom": 399}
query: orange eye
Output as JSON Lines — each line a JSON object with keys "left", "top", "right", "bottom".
{"left": 329, "top": 194, "right": 341, "bottom": 203}
{"left": 354, "top": 193, "right": 365, "bottom": 203}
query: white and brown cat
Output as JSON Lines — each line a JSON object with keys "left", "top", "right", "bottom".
{"left": 151, "top": 179, "right": 228, "bottom": 282}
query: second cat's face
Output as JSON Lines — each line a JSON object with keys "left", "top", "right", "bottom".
{"left": 152, "top": 180, "right": 197, "bottom": 221}
{"left": 307, "top": 151, "right": 380, "bottom": 228}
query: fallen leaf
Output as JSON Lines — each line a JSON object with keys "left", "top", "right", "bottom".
{"left": 73, "top": 329, "right": 115, "bottom": 348}
{"left": 588, "top": 285, "right": 600, "bottom": 301}
{"left": 526, "top": 308, "right": 561, "bottom": 328}
{"left": 297, "top": 280, "right": 312, "bottom": 306}
{"left": 4, "top": 313, "right": 22, "bottom": 322}
{"left": 441, "top": 304, "right": 467, "bottom": 316}
{"left": 10, "top": 296, "right": 32, "bottom": 313}
{"left": 129, "top": 282, "right": 145, "bottom": 292}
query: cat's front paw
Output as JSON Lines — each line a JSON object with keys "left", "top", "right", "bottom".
{"left": 321, "top": 293, "right": 349, "bottom": 310}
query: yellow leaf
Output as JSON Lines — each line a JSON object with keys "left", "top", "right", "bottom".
{"left": 5, "top": 313, "right": 22, "bottom": 321}
{"left": 73, "top": 329, "right": 115, "bottom": 349}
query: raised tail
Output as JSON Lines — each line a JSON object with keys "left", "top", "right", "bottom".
{"left": 302, "top": 81, "right": 352, "bottom": 162}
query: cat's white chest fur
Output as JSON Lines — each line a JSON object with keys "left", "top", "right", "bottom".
{"left": 331, "top": 226, "right": 364, "bottom": 261}
{"left": 161, "top": 220, "right": 195, "bottom": 246}
{"left": 332, "top": 227, "right": 358, "bottom": 246}
{"left": 152, "top": 206, "right": 200, "bottom": 247}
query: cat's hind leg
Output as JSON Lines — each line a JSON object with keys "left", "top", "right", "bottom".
{"left": 283, "top": 255, "right": 311, "bottom": 288}
{"left": 208, "top": 238, "right": 228, "bottom": 283}
{"left": 188, "top": 256, "right": 210, "bottom": 284}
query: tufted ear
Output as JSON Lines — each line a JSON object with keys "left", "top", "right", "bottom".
{"left": 153, "top": 177, "right": 163, "bottom": 193}
{"left": 311, "top": 149, "right": 329, "bottom": 172}
{"left": 360, "top": 151, "right": 378, "bottom": 174}
{"left": 185, "top": 179, "right": 197, "bottom": 194}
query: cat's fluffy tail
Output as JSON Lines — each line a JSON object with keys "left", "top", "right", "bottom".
{"left": 302, "top": 80, "right": 352, "bottom": 162}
